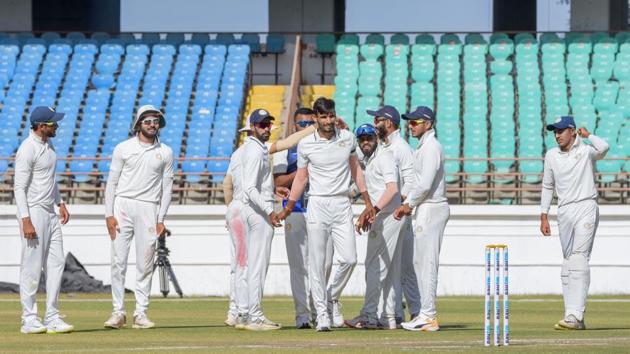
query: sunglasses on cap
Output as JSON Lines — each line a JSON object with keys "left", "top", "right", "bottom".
{"left": 254, "top": 121, "right": 272, "bottom": 129}
{"left": 141, "top": 118, "right": 161, "bottom": 126}
{"left": 39, "top": 122, "right": 58, "bottom": 127}
{"left": 408, "top": 119, "right": 427, "bottom": 127}
{"left": 296, "top": 120, "right": 315, "bottom": 128}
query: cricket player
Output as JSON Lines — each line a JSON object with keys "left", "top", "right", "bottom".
{"left": 235, "top": 108, "right": 283, "bottom": 331}
{"left": 368, "top": 105, "right": 420, "bottom": 324}
{"left": 273, "top": 108, "right": 333, "bottom": 329}
{"left": 540, "top": 116, "right": 609, "bottom": 330}
{"left": 223, "top": 111, "right": 318, "bottom": 327}
{"left": 104, "top": 105, "right": 174, "bottom": 329}
{"left": 14, "top": 106, "right": 73, "bottom": 334}
{"left": 345, "top": 124, "right": 403, "bottom": 330}
{"left": 279, "top": 97, "right": 375, "bottom": 332}
{"left": 394, "top": 106, "right": 449, "bottom": 332}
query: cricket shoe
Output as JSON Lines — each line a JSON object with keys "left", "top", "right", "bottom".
{"left": 327, "top": 300, "right": 345, "bottom": 327}
{"left": 401, "top": 315, "right": 440, "bottom": 332}
{"left": 104, "top": 313, "right": 126, "bottom": 329}
{"left": 344, "top": 314, "right": 369, "bottom": 329}
{"left": 132, "top": 313, "right": 155, "bottom": 329}
{"left": 45, "top": 318, "right": 74, "bottom": 334}
{"left": 554, "top": 315, "right": 586, "bottom": 330}
{"left": 234, "top": 314, "right": 248, "bottom": 330}
{"left": 378, "top": 317, "right": 399, "bottom": 330}
{"left": 244, "top": 318, "right": 281, "bottom": 331}
{"left": 296, "top": 315, "right": 311, "bottom": 329}
{"left": 315, "top": 314, "right": 331, "bottom": 332}
{"left": 224, "top": 313, "right": 237, "bottom": 327}
{"left": 20, "top": 318, "right": 47, "bottom": 334}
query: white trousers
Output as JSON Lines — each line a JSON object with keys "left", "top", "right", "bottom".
{"left": 393, "top": 216, "right": 421, "bottom": 319}
{"left": 361, "top": 211, "right": 403, "bottom": 323}
{"left": 226, "top": 200, "right": 244, "bottom": 317}
{"left": 557, "top": 199, "right": 598, "bottom": 321}
{"left": 413, "top": 202, "right": 450, "bottom": 319}
{"left": 19, "top": 207, "right": 65, "bottom": 323}
{"left": 306, "top": 196, "right": 357, "bottom": 320}
{"left": 111, "top": 197, "right": 158, "bottom": 317}
{"left": 238, "top": 204, "right": 274, "bottom": 321}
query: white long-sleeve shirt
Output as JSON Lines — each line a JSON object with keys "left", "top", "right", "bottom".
{"left": 363, "top": 145, "right": 400, "bottom": 213}
{"left": 541, "top": 134, "right": 609, "bottom": 213}
{"left": 239, "top": 137, "right": 274, "bottom": 215}
{"left": 14, "top": 131, "right": 63, "bottom": 218}
{"left": 381, "top": 129, "right": 415, "bottom": 197}
{"left": 406, "top": 129, "right": 447, "bottom": 208}
{"left": 105, "top": 136, "right": 174, "bottom": 222}
{"left": 226, "top": 140, "right": 247, "bottom": 202}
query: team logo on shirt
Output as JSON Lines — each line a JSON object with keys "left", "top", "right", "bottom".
{"left": 338, "top": 140, "right": 348, "bottom": 148}
{"left": 156, "top": 152, "right": 163, "bottom": 161}
{"left": 415, "top": 225, "right": 423, "bottom": 235}
{"left": 584, "top": 222, "right": 594, "bottom": 230}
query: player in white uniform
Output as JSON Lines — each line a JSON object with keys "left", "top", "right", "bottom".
{"left": 539, "top": 116, "right": 609, "bottom": 330}
{"left": 236, "top": 109, "right": 283, "bottom": 331}
{"left": 14, "top": 106, "right": 74, "bottom": 334}
{"left": 103, "top": 105, "right": 174, "bottom": 330}
{"left": 279, "top": 97, "right": 375, "bottom": 332}
{"left": 273, "top": 108, "right": 334, "bottom": 329}
{"left": 394, "top": 106, "right": 449, "bottom": 332}
{"left": 344, "top": 124, "right": 403, "bottom": 330}
{"left": 368, "top": 105, "right": 420, "bottom": 324}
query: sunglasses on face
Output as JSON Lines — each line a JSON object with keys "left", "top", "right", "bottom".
{"left": 40, "top": 122, "right": 58, "bottom": 127}
{"left": 255, "top": 122, "right": 272, "bottom": 129}
{"left": 141, "top": 118, "right": 161, "bottom": 126}
{"left": 296, "top": 120, "right": 315, "bottom": 128}
{"left": 408, "top": 119, "right": 427, "bottom": 127}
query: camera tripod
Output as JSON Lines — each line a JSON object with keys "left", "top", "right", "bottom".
{"left": 153, "top": 229, "right": 183, "bottom": 298}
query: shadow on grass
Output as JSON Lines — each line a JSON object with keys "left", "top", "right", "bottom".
{"left": 75, "top": 324, "right": 226, "bottom": 333}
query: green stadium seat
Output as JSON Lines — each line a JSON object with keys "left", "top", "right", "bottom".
{"left": 415, "top": 34, "right": 436, "bottom": 45}
{"left": 336, "top": 44, "right": 359, "bottom": 58}
{"left": 316, "top": 33, "right": 336, "bottom": 54}
{"left": 464, "top": 43, "right": 488, "bottom": 56}
{"left": 358, "top": 77, "right": 381, "bottom": 96}
{"left": 489, "top": 40, "right": 514, "bottom": 60}
{"left": 386, "top": 44, "right": 410, "bottom": 59}
{"left": 465, "top": 33, "right": 486, "bottom": 45}
{"left": 540, "top": 33, "right": 562, "bottom": 44}
{"left": 360, "top": 44, "right": 384, "bottom": 60}
{"left": 541, "top": 42, "right": 565, "bottom": 55}
{"left": 490, "top": 60, "right": 513, "bottom": 75}
{"left": 616, "top": 32, "right": 630, "bottom": 44}
{"left": 412, "top": 43, "right": 436, "bottom": 56}
{"left": 515, "top": 33, "right": 536, "bottom": 44}
{"left": 568, "top": 41, "right": 592, "bottom": 54}
{"left": 390, "top": 33, "right": 410, "bottom": 45}
{"left": 338, "top": 34, "right": 359, "bottom": 46}
{"left": 490, "top": 33, "right": 509, "bottom": 44}
{"left": 365, "top": 33, "right": 385, "bottom": 46}
{"left": 440, "top": 33, "right": 461, "bottom": 45}
{"left": 359, "top": 60, "right": 382, "bottom": 77}
{"left": 411, "top": 56, "right": 434, "bottom": 81}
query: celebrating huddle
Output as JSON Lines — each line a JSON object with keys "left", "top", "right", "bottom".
{"left": 222, "top": 97, "right": 450, "bottom": 332}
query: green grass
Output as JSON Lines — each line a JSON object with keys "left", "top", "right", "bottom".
{"left": 1, "top": 294, "right": 630, "bottom": 353}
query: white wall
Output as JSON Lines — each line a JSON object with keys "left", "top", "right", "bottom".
{"left": 1, "top": 204, "right": 629, "bottom": 297}
{"left": 345, "top": 0, "right": 493, "bottom": 33}
{"left": 120, "top": 0, "right": 269, "bottom": 32}
{"left": 537, "top": 0, "right": 571, "bottom": 32}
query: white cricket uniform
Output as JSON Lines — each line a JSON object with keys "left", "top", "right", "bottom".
{"left": 105, "top": 137, "right": 174, "bottom": 317}
{"left": 237, "top": 137, "right": 275, "bottom": 322}
{"left": 14, "top": 131, "right": 65, "bottom": 324}
{"left": 406, "top": 129, "right": 449, "bottom": 320}
{"left": 541, "top": 134, "right": 609, "bottom": 321}
{"left": 273, "top": 147, "right": 334, "bottom": 322}
{"left": 359, "top": 145, "right": 403, "bottom": 324}
{"left": 381, "top": 129, "right": 421, "bottom": 319}
{"left": 225, "top": 141, "right": 247, "bottom": 318}
{"left": 297, "top": 128, "right": 358, "bottom": 323}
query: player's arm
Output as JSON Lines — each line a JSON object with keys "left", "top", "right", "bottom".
{"left": 375, "top": 157, "right": 399, "bottom": 211}
{"left": 273, "top": 171, "right": 297, "bottom": 188}
{"left": 53, "top": 183, "right": 69, "bottom": 225}
{"left": 269, "top": 125, "right": 316, "bottom": 154}
{"left": 241, "top": 145, "right": 273, "bottom": 215}
{"left": 406, "top": 148, "right": 440, "bottom": 209}
{"left": 105, "top": 146, "right": 124, "bottom": 240}
{"left": 157, "top": 149, "right": 174, "bottom": 236}
{"left": 540, "top": 153, "right": 554, "bottom": 236}
{"left": 14, "top": 145, "right": 36, "bottom": 239}
{"left": 280, "top": 167, "right": 308, "bottom": 220}
{"left": 222, "top": 173, "right": 234, "bottom": 204}
{"left": 398, "top": 148, "right": 415, "bottom": 199}
{"left": 349, "top": 154, "right": 372, "bottom": 209}
{"left": 579, "top": 128, "right": 609, "bottom": 160}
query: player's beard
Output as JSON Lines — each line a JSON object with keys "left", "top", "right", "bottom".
{"left": 376, "top": 123, "right": 387, "bottom": 140}
{"left": 140, "top": 126, "right": 158, "bottom": 141}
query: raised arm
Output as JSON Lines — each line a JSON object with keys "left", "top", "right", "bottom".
{"left": 269, "top": 125, "right": 316, "bottom": 154}
{"left": 157, "top": 149, "right": 174, "bottom": 224}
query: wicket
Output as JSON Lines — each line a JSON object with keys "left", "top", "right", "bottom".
{"left": 484, "top": 244, "right": 509, "bottom": 346}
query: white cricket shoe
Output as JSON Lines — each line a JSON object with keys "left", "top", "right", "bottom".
{"left": 20, "top": 318, "right": 47, "bottom": 334}
{"left": 234, "top": 314, "right": 248, "bottom": 330}
{"left": 244, "top": 318, "right": 281, "bottom": 331}
{"left": 224, "top": 313, "right": 237, "bottom": 327}
{"left": 315, "top": 314, "right": 331, "bottom": 332}
{"left": 132, "top": 313, "right": 155, "bottom": 329}
{"left": 401, "top": 315, "right": 440, "bottom": 332}
{"left": 45, "top": 318, "right": 74, "bottom": 334}
{"left": 104, "top": 313, "right": 126, "bottom": 329}
{"left": 328, "top": 300, "right": 345, "bottom": 327}
{"left": 554, "top": 315, "right": 586, "bottom": 330}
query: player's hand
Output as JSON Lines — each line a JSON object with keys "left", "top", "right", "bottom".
{"left": 269, "top": 211, "right": 282, "bottom": 227}
{"left": 277, "top": 208, "right": 291, "bottom": 221}
{"left": 577, "top": 127, "right": 590, "bottom": 138}
{"left": 21, "top": 217, "right": 37, "bottom": 239}
{"left": 156, "top": 222, "right": 167, "bottom": 237}
{"left": 59, "top": 203, "right": 70, "bottom": 225}
{"left": 274, "top": 186, "right": 290, "bottom": 199}
{"left": 540, "top": 214, "right": 551, "bottom": 236}
{"left": 394, "top": 204, "right": 412, "bottom": 220}
{"left": 355, "top": 209, "right": 371, "bottom": 234}
{"left": 106, "top": 216, "right": 119, "bottom": 240}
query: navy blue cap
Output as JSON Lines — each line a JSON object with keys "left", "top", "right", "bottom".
{"left": 248, "top": 108, "right": 275, "bottom": 124}
{"left": 402, "top": 106, "right": 435, "bottom": 121}
{"left": 30, "top": 106, "right": 64, "bottom": 125}
{"left": 546, "top": 116, "right": 576, "bottom": 131}
{"left": 355, "top": 123, "right": 377, "bottom": 137}
{"left": 366, "top": 105, "right": 400, "bottom": 125}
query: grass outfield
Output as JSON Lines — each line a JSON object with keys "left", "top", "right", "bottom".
{"left": 1, "top": 294, "right": 630, "bottom": 353}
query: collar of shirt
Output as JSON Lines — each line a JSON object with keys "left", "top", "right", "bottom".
{"left": 249, "top": 136, "right": 269, "bottom": 152}
{"left": 313, "top": 127, "right": 340, "bottom": 142}
{"left": 417, "top": 129, "right": 436, "bottom": 148}
{"left": 135, "top": 136, "right": 159, "bottom": 150}
{"left": 29, "top": 130, "right": 46, "bottom": 145}
{"left": 558, "top": 135, "right": 582, "bottom": 155}
{"left": 364, "top": 145, "right": 381, "bottom": 166}
{"left": 382, "top": 129, "right": 401, "bottom": 148}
